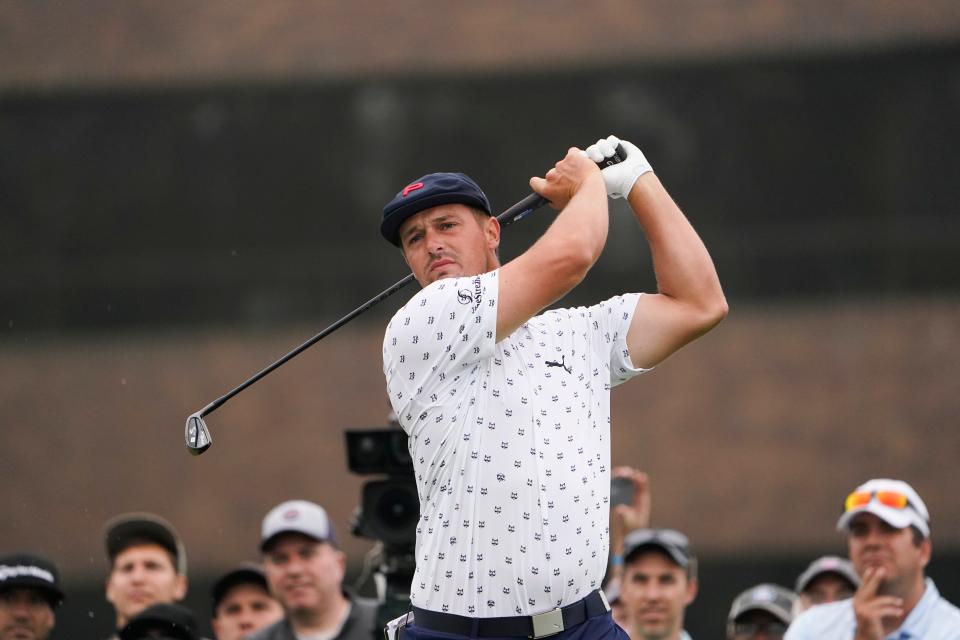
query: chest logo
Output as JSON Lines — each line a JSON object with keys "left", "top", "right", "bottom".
{"left": 545, "top": 355, "right": 572, "bottom": 374}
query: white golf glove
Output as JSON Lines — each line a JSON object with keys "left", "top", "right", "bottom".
{"left": 585, "top": 135, "right": 652, "bottom": 199}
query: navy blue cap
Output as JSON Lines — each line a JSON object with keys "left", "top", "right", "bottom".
{"left": 381, "top": 172, "right": 492, "bottom": 246}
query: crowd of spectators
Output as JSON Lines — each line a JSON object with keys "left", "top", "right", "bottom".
{"left": 2, "top": 474, "right": 955, "bottom": 640}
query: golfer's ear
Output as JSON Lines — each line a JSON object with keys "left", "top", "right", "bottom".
{"left": 485, "top": 215, "right": 501, "bottom": 250}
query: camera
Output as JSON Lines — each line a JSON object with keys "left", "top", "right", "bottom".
{"left": 345, "top": 422, "right": 418, "bottom": 620}
{"left": 345, "top": 428, "right": 418, "bottom": 547}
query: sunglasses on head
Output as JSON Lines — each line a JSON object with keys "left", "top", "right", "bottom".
{"left": 843, "top": 489, "right": 915, "bottom": 513}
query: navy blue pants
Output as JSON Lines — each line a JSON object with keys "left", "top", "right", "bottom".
{"left": 399, "top": 611, "right": 628, "bottom": 640}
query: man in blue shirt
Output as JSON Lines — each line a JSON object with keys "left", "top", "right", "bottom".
{"left": 786, "top": 478, "right": 960, "bottom": 640}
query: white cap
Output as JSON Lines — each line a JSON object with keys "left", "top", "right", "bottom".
{"left": 260, "top": 500, "right": 337, "bottom": 551}
{"left": 836, "top": 478, "right": 930, "bottom": 538}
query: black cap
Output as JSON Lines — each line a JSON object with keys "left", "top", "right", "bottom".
{"left": 104, "top": 512, "right": 187, "bottom": 575}
{"left": 0, "top": 553, "right": 64, "bottom": 609}
{"left": 622, "top": 528, "right": 697, "bottom": 579}
{"left": 119, "top": 603, "right": 198, "bottom": 640}
{"left": 381, "top": 172, "right": 491, "bottom": 246}
{"left": 211, "top": 563, "right": 269, "bottom": 613}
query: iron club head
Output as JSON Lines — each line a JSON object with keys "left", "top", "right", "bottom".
{"left": 185, "top": 413, "right": 213, "bottom": 455}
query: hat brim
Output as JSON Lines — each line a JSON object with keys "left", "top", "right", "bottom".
{"left": 0, "top": 580, "right": 64, "bottom": 609}
{"left": 381, "top": 192, "right": 490, "bottom": 247}
{"left": 260, "top": 528, "right": 331, "bottom": 553}
{"left": 212, "top": 567, "right": 268, "bottom": 610}
{"left": 836, "top": 504, "right": 929, "bottom": 537}
{"left": 732, "top": 602, "right": 793, "bottom": 625}
{"left": 105, "top": 515, "right": 186, "bottom": 574}
{"left": 624, "top": 541, "right": 689, "bottom": 569}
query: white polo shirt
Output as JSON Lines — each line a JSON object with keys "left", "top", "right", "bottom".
{"left": 785, "top": 578, "right": 960, "bottom": 640}
{"left": 383, "top": 270, "right": 646, "bottom": 617}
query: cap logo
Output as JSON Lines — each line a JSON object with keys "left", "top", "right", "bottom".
{"left": 0, "top": 564, "right": 55, "bottom": 584}
{"left": 402, "top": 182, "right": 424, "bottom": 197}
{"left": 283, "top": 509, "right": 300, "bottom": 521}
{"left": 753, "top": 586, "right": 776, "bottom": 602}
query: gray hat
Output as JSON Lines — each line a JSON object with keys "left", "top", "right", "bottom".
{"left": 728, "top": 583, "right": 796, "bottom": 626}
{"left": 795, "top": 555, "right": 860, "bottom": 594}
{"left": 104, "top": 512, "right": 187, "bottom": 575}
{"left": 622, "top": 528, "right": 697, "bottom": 579}
{"left": 260, "top": 500, "right": 337, "bottom": 552}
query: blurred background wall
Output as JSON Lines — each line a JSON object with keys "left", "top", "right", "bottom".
{"left": 2, "top": 2, "right": 959, "bottom": 638}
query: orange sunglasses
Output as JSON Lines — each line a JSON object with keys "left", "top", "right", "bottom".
{"left": 843, "top": 489, "right": 912, "bottom": 513}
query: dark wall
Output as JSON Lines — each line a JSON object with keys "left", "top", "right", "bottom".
{"left": 3, "top": 45, "right": 958, "bottom": 335}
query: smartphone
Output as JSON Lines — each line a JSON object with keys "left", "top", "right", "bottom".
{"left": 610, "top": 476, "right": 634, "bottom": 507}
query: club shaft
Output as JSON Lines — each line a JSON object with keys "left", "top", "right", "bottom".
{"left": 199, "top": 192, "right": 550, "bottom": 418}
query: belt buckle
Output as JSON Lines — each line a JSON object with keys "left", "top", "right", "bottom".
{"left": 531, "top": 608, "right": 564, "bottom": 639}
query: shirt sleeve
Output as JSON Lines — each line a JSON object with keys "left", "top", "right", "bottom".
{"left": 383, "top": 270, "right": 499, "bottom": 432}
{"left": 589, "top": 292, "right": 651, "bottom": 387}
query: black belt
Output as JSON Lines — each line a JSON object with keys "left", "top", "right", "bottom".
{"left": 411, "top": 589, "right": 611, "bottom": 638}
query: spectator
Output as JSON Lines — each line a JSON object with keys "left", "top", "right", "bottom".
{"left": 103, "top": 513, "right": 188, "bottom": 639}
{"left": 786, "top": 478, "right": 960, "bottom": 639}
{"left": 0, "top": 552, "right": 64, "bottom": 640}
{"left": 210, "top": 564, "right": 282, "bottom": 640}
{"left": 618, "top": 529, "right": 698, "bottom": 640}
{"left": 246, "top": 500, "right": 378, "bottom": 640}
{"left": 119, "top": 603, "right": 198, "bottom": 640}
{"left": 606, "top": 467, "right": 652, "bottom": 631}
{"left": 726, "top": 584, "right": 795, "bottom": 640}
{"left": 793, "top": 556, "right": 858, "bottom": 613}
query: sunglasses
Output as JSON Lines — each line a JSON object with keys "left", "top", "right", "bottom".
{"left": 843, "top": 489, "right": 914, "bottom": 513}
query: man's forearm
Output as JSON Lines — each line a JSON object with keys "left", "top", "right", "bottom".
{"left": 627, "top": 173, "right": 726, "bottom": 319}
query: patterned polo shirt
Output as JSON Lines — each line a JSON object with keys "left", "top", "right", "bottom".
{"left": 383, "top": 269, "right": 646, "bottom": 617}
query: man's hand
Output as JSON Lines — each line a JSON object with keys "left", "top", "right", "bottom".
{"left": 584, "top": 135, "right": 652, "bottom": 199}
{"left": 852, "top": 567, "right": 903, "bottom": 640}
{"left": 610, "top": 467, "right": 651, "bottom": 556}
{"left": 530, "top": 147, "right": 602, "bottom": 210}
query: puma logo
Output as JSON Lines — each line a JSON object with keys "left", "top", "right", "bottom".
{"left": 545, "top": 355, "right": 572, "bottom": 374}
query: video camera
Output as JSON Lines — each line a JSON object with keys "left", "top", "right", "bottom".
{"left": 345, "top": 428, "right": 418, "bottom": 547}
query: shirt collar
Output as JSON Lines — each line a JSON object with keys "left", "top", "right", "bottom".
{"left": 888, "top": 578, "right": 940, "bottom": 639}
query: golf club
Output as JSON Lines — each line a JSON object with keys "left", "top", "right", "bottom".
{"left": 186, "top": 145, "right": 625, "bottom": 455}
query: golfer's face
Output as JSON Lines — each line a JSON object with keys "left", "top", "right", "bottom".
{"left": 399, "top": 205, "right": 498, "bottom": 286}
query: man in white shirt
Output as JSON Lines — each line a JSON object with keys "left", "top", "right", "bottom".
{"left": 380, "top": 136, "right": 727, "bottom": 639}
{"left": 786, "top": 478, "right": 960, "bottom": 640}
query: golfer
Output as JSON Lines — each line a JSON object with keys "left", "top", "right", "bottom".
{"left": 380, "top": 136, "right": 726, "bottom": 639}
